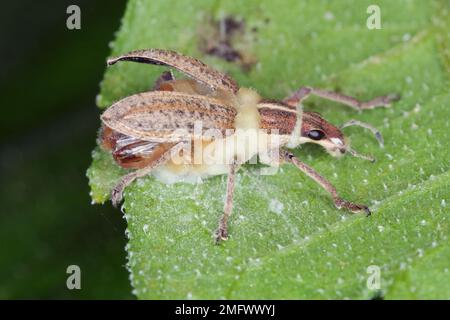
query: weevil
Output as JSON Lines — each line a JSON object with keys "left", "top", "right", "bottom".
{"left": 99, "top": 49, "right": 399, "bottom": 244}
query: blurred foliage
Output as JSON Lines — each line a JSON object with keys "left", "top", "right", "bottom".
{"left": 88, "top": 0, "right": 450, "bottom": 299}
{"left": 0, "top": 0, "right": 132, "bottom": 298}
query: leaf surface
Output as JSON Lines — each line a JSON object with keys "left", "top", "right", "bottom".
{"left": 87, "top": 0, "right": 449, "bottom": 299}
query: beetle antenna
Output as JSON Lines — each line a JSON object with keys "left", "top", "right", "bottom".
{"left": 340, "top": 120, "right": 384, "bottom": 147}
{"left": 348, "top": 148, "right": 375, "bottom": 163}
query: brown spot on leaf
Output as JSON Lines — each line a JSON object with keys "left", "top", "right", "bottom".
{"left": 198, "top": 15, "right": 258, "bottom": 72}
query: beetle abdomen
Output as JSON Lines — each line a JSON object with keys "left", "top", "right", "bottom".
{"left": 100, "top": 125, "right": 176, "bottom": 169}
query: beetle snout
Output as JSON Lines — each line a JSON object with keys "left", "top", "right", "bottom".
{"left": 331, "top": 137, "right": 347, "bottom": 151}
{"left": 330, "top": 137, "right": 345, "bottom": 147}
{"left": 323, "top": 136, "right": 348, "bottom": 158}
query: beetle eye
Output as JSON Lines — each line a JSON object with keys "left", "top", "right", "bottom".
{"left": 307, "top": 130, "right": 325, "bottom": 140}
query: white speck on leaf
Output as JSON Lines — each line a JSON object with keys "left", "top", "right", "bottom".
{"left": 417, "top": 248, "right": 424, "bottom": 258}
{"left": 269, "top": 198, "right": 284, "bottom": 214}
{"left": 402, "top": 33, "right": 411, "bottom": 41}
{"left": 324, "top": 11, "right": 334, "bottom": 20}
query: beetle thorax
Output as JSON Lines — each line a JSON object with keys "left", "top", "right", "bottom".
{"left": 234, "top": 87, "right": 262, "bottom": 131}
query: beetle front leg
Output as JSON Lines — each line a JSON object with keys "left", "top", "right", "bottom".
{"left": 214, "top": 161, "right": 239, "bottom": 244}
{"left": 283, "top": 86, "right": 400, "bottom": 111}
{"left": 281, "top": 149, "right": 371, "bottom": 215}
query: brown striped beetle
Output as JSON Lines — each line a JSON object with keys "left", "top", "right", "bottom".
{"left": 99, "top": 49, "right": 399, "bottom": 244}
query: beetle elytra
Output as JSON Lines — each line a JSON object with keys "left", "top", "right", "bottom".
{"left": 99, "top": 49, "right": 399, "bottom": 244}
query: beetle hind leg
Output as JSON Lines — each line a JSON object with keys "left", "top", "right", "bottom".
{"left": 111, "top": 142, "right": 184, "bottom": 207}
{"left": 111, "top": 169, "right": 152, "bottom": 207}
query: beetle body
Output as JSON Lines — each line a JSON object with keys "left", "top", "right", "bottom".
{"left": 99, "top": 48, "right": 399, "bottom": 243}
{"left": 100, "top": 87, "right": 336, "bottom": 183}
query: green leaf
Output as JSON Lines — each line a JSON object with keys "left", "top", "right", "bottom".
{"left": 87, "top": 0, "right": 450, "bottom": 299}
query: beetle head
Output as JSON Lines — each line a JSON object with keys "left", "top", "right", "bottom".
{"left": 300, "top": 111, "right": 348, "bottom": 157}
{"left": 300, "top": 111, "right": 378, "bottom": 162}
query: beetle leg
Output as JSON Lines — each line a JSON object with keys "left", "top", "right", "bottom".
{"left": 111, "top": 143, "right": 184, "bottom": 207}
{"left": 152, "top": 70, "right": 175, "bottom": 90}
{"left": 281, "top": 149, "right": 371, "bottom": 216}
{"left": 152, "top": 70, "right": 221, "bottom": 97}
{"left": 108, "top": 48, "right": 239, "bottom": 93}
{"left": 283, "top": 86, "right": 400, "bottom": 111}
{"left": 214, "top": 161, "right": 240, "bottom": 244}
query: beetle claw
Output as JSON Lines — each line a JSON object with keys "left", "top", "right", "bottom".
{"left": 335, "top": 198, "right": 371, "bottom": 216}
{"left": 111, "top": 187, "right": 124, "bottom": 208}
{"left": 214, "top": 226, "right": 228, "bottom": 245}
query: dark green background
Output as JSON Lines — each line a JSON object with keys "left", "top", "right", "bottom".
{"left": 0, "top": 1, "right": 132, "bottom": 298}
